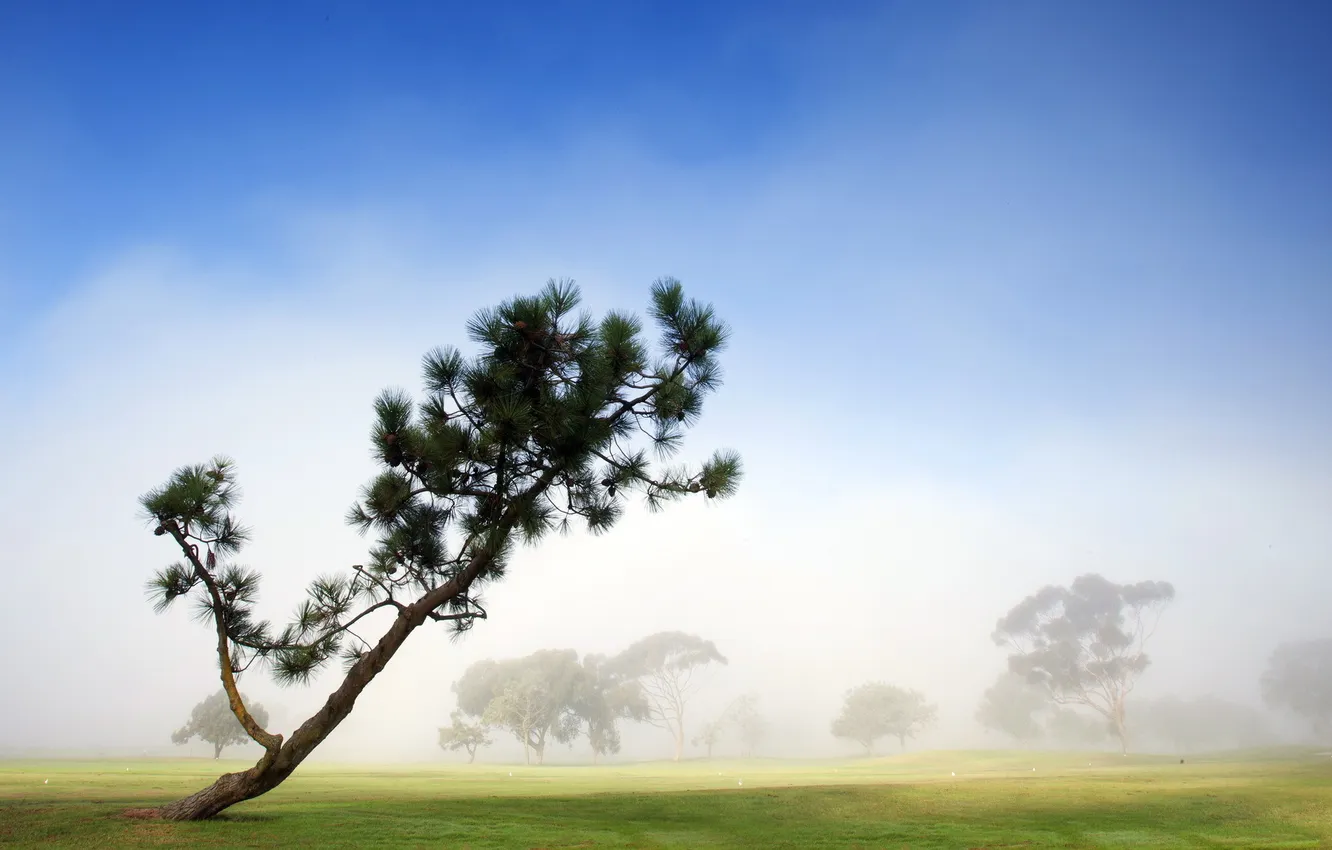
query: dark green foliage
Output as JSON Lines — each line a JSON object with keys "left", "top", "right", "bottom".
{"left": 171, "top": 690, "right": 271, "bottom": 759}
{"left": 139, "top": 278, "right": 742, "bottom": 693}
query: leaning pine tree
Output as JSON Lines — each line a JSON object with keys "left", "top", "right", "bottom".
{"left": 135, "top": 278, "right": 741, "bottom": 820}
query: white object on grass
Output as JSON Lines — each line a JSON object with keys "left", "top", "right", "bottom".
{"left": 44, "top": 779, "right": 48, "bottom": 784}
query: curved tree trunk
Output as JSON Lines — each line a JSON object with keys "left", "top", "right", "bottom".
{"left": 213, "top": 742, "right": 223, "bottom": 760}
{"left": 136, "top": 467, "right": 559, "bottom": 820}
{"left": 151, "top": 606, "right": 422, "bottom": 819}
{"left": 147, "top": 564, "right": 475, "bottom": 820}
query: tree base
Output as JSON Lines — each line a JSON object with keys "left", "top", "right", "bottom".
{"left": 128, "top": 766, "right": 286, "bottom": 821}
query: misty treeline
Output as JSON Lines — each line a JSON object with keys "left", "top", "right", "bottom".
{"left": 439, "top": 630, "right": 734, "bottom": 764}
{"left": 437, "top": 633, "right": 939, "bottom": 764}
{"left": 979, "top": 574, "right": 1332, "bottom": 754}
{"left": 424, "top": 572, "right": 1327, "bottom": 763}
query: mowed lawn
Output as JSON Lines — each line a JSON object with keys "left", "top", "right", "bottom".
{"left": 2, "top": 749, "right": 1330, "bottom": 848}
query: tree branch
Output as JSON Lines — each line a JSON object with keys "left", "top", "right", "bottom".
{"left": 166, "top": 522, "right": 282, "bottom": 757}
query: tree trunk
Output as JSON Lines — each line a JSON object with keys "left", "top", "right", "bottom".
{"left": 150, "top": 763, "right": 291, "bottom": 821}
{"left": 898, "top": 734, "right": 906, "bottom": 752}
{"left": 134, "top": 462, "right": 558, "bottom": 821}
{"left": 467, "top": 748, "right": 476, "bottom": 764}
{"left": 213, "top": 742, "right": 223, "bottom": 760}
{"left": 672, "top": 716, "right": 684, "bottom": 762}
{"left": 145, "top": 589, "right": 442, "bottom": 819}
{"left": 1113, "top": 699, "right": 1129, "bottom": 755}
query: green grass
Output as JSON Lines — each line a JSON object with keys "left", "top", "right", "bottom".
{"left": 2, "top": 748, "right": 1330, "bottom": 848}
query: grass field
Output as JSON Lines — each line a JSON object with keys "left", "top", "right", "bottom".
{"left": 2, "top": 748, "right": 1330, "bottom": 848}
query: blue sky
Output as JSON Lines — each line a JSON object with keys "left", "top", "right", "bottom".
{"left": 3, "top": 0, "right": 1329, "bottom": 428}
{"left": 1, "top": 1, "right": 1331, "bottom": 754}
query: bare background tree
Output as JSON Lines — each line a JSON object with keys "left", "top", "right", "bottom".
{"left": 725, "top": 693, "right": 767, "bottom": 758}
{"left": 437, "top": 710, "right": 491, "bottom": 763}
{"left": 610, "top": 631, "right": 728, "bottom": 761}
{"left": 692, "top": 719, "right": 726, "bottom": 759}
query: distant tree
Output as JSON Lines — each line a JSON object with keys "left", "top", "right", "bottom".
{"left": 726, "top": 694, "right": 768, "bottom": 758}
{"left": 611, "top": 631, "right": 727, "bottom": 761}
{"left": 1261, "top": 638, "right": 1332, "bottom": 738}
{"left": 136, "top": 279, "right": 741, "bottom": 819}
{"left": 975, "top": 671, "right": 1050, "bottom": 744}
{"left": 571, "top": 653, "right": 650, "bottom": 764}
{"left": 437, "top": 710, "right": 491, "bottom": 763}
{"left": 692, "top": 719, "right": 726, "bottom": 758}
{"left": 1045, "top": 707, "right": 1110, "bottom": 748}
{"left": 454, "top": 649, "right": 584, "bottom": 765}
{"left": 171, "top": 690, "right": 270, "bottom": 760}
{"left": 831, "top": 682, "right": 937, "bottom": 756}
{"left": 992, "top": 573, "right": 1175, "bottom": 754}
{"left": 1131, "top": 695, "right": 1269, "bottom": 754}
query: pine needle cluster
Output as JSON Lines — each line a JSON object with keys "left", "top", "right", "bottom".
{"left": 140, "top": 278, "right": 743, "bottom": 690}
